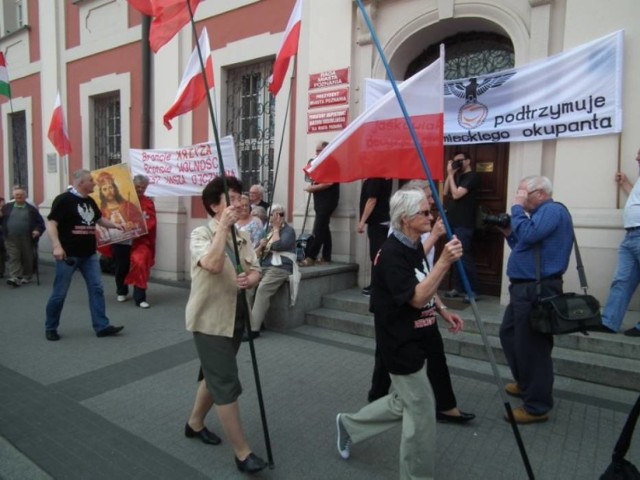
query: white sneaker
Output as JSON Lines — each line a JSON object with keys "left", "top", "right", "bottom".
{"left": 336, "top": 413, "right": 351, "bottom": 459}
{"left": 19, "top": 278, "right": 31, "bottom": 285}
{"left": 117, "top": 295, "right": 127, "bottom": 302}
{"left": 138, "top": 301, "right": 150, "bottom": 309}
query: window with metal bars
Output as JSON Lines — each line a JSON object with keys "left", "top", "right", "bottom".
{"left": 92, "top": 92, "right": 121, "bottom": 170}
{"left": 224, "top": 61, "right": 275, "bottom": 199}
{"left": 9, "top": 110, "right": 27, "bottom": 190}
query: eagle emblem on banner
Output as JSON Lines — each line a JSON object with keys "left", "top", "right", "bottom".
{"left": 445, "top": 72, "right": 516, "bottom": 129}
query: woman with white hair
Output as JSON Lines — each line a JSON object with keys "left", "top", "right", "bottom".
{"left": 248, "top": 204, "right": 298, "bottom": 340}
{"left": 336, "top": 188, "right": 464, "bottom": 479}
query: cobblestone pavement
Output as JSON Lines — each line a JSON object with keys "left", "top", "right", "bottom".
{"left": 0, "top": 265, "right": 638, "bottom": 479}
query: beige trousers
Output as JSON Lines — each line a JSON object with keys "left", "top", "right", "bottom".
{"left": 5, "top": 235, "right": 34, "bottom": 280}
{"left": 341, "top": 366, "right": 436, "bottom": 480}
{"left": 250, "top": 266, "right": 289, "bottom": 332}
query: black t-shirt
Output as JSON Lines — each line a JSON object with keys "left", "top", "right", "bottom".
{"left": 370, "top": 235, "right": 438, "bottom": 375}
{"left": 47, "top": 191, "right": 102, "bottom": 257}
{"left": 359, "top": 178, "right": 392, "bottom": 225}
{"left": 446, "top": 170, "right": 480, "bottom": 228}
{"left": 313, "top": 183, "right": 339, "bottom": 214}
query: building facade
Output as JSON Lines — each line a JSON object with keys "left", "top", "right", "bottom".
{"left": 1, "top": 0, "right": 639, "bottom": 306}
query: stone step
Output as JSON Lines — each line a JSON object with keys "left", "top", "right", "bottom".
{"left": 291, "top": 324, "right": 639, "bottom": 409}
{"left": 319, "top": 288, "right": 640, "bottom": 361}
{"left": 305, "top": 293, "right": 640, "bottom": 391}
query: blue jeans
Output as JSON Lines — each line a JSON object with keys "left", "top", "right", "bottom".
{"left": 45, "top": 254, "right": 110, "bottom": 333}
{"left": 602, "top": 229, "right": 640, "bottom": 332}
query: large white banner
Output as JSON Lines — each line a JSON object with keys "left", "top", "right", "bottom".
{"left": 130, "top": 136, "right": 239, "bottom": 197}
{"left": 365, "top": 30, "right": 623, "bottom": 144}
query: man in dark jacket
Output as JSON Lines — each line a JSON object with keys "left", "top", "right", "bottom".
{"left": 1, "top": 186, "right": 45, "bottom": 286}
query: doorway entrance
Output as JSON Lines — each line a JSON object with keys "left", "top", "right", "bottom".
{"left": 444, "top": 144, "right": 509, "bottom": 296}
{"left": 406, "top": 31, "right": 514, "bottom": 296}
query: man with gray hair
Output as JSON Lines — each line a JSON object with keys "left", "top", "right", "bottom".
{"left": 45, "top": 169, "right": 125, "bottom": 341}
{"left": 249, "top": 184, "right": 269, "bottom": 210}
{"left": 498, "top": 175, "right": 573, "bottom": 424}
{"left": 1, "top": 186, "right": 45, "bottom": 286}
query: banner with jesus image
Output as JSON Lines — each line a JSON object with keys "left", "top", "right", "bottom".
{"left": 89, "top": 163, "right": 148, "bottom": 247}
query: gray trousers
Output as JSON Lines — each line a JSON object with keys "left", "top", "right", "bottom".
{"left": 341, "top": 366, "right": 436, "bottom": 480}
{"left": 5, "top": 235, "right": 34, "bottom": 280}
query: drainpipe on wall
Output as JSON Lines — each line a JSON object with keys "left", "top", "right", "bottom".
{"left": 141, "top": 15, "right": 151, "bottom": 149}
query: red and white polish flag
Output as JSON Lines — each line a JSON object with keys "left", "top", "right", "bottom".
{"left": 48, "top": 91, "right": 72, "bottom": 157}
{"left": 268, "top": 0, "right": 302, "bottom": 96}
{"left": 163, "top": 27, "right": 213, "bottom": 130}
{"left": 305, "top": 55, "right": 444, "bottom": 183}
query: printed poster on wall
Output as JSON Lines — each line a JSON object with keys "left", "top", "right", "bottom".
{"left": 130, "top": 136, "right": 239, "bottom": 197}
{"left": 90, "top": 163, "right": 148, "bottom": 248}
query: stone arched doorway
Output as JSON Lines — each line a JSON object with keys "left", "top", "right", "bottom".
{"left": 407, "top": 31, "right": 515, "bottom": 296}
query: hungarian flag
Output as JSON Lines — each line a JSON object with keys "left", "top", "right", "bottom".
{"left": 305, "top": 55, "right": 444, "bottom": 183}
{"left": 163, "top": 27, "right": 213, "bottom": 130}
{"left": 128, "top": 0, "right": 202, "bottom": 53}
{"left": 0, "top": 52, "right": 11, "bottom": 99}
{"left": 268, "top": 0, "right": 302, "bottom": 96}
{"left": 48, "top": 92, "right": 72, "bottom": 156}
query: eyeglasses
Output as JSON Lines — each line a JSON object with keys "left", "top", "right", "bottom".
{"left": 527, "top": 189, "right": 541, "bottom": 196}
{"left": 414, "top": 210, "right": 431, "bottom": 217}
{"left": 274, "top": 212, "right": 284, "bottom": 217}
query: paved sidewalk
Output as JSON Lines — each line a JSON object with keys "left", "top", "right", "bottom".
{"left": 0, "top": 265, "right": 638, "bottom": 479}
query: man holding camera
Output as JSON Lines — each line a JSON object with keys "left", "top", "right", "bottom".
{"left": 443, "top": 152, "right": 480, "bottom": 301}
{"left": 498, "top": 176, "right": 573, "bottom": 424}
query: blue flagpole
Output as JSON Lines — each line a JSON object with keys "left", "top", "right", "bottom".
{"left": 354, "top": 2, "right": 535, "bottom": 478}
{"left": 353, "top": 0, "right": 473, "bottom": 299}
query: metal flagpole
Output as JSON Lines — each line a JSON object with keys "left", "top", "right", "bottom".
{"left": 354, "top": 1, "right": 535, "bottom": 478}
{"left": 261, "top": 67, "right": 294, "bottom": 239}
{"left": 185, "top": 0, "right": 274, "bottom": 468}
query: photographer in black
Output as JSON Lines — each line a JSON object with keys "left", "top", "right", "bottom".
{"left": 443, "top": 152, "right": 481, "bottom": 301}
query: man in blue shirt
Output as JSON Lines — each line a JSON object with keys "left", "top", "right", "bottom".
{"left": 599, "top": 148, "right": 640, "bottom": 337}
{"left": 498, "top": 176, "right": 573, "bottom": 424}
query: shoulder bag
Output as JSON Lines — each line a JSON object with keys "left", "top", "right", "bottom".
{"left": 529, "top": 205, "right": 602, "bottom": 335}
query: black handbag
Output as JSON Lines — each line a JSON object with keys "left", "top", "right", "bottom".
{"left": 601, "top": 393, "right": 640, "bottom": 479}
{"left": 529, "top": 206, "right": 602, "bottom": 335}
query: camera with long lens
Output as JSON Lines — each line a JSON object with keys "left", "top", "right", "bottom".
{"left": 451, "top": 159, "right": 463, "bottom": 170}
{"left": 482, "top": 212, "right": 511, "bottom": 228}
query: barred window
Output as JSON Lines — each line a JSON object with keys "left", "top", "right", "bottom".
{"left": 405, "top": 32, "right": 514, "bottom": 80}
{"left": 9, "top": 110, "right": 27, "bottom": 189}
{"left": 92, "top": 92, "right": 121, "bottom": 169}
{"left": 225, "top": 61, "right": 275, "bottom": 199}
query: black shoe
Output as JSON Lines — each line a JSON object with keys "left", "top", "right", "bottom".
{"left": 96, "top": 325, "right": 124, "bottom": 338}
{"left": 624, "top": 327, "right": 640, "bottom": 337}
{"left": 46, "top": 330, "right": 60, "bottom": 341}
{"left": 436, "top": 411, "right": 476, "bottom": 424}
{"left": 591, "top": 324, "right": 616, "bottom": 334}
{"left": 235, "top": 452, "right": 266, "bottom": 474}
{"left": 7, "top": 278, "right": 20, "bottom": 287}
{"left": 241, "top": 331, "right": 260, "bottom": 342}
{"left": 184, "top": 423, "right": 222, "bottom": 445}
{"left": 361, "top": 286, "right": 371, "bottom": 297}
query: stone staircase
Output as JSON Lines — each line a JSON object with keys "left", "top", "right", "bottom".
{"left": 304, "top": 288, "right": 640, "bottom": 393}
